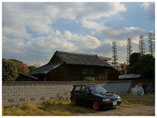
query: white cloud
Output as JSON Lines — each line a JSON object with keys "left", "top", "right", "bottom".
{"left": 3, "top": 29, "right": 102, "bottom": 65}
{"left": 81, "top": 19, "right": 105, "bottom": 31}
{"left": 80, "top": 3, "right": 126, "bottom": 20}
{"left": 3, "top": 2, "right": 126, "bottom": 35}
{"left": 141, "top": 2, "right": 154, "bottom": 12}
{"left": 3, "top": 27, "right": 31, "bottom": 39}
{"left": 90, "top": 21, "right": 149, "bottom": 43}
{"left": 2, "top": 2, "right": 153, "bottom": 65}
{"left": 64, "top": 30, "right": 73, "bottom": 39}
{"left": 140, "top": 2, "right": 155, "bottom": 21}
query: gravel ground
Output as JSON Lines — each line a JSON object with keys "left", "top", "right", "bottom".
{"left": 79, "top": 94, "right": 155, "bottom": 116}
{"left": 82, "top": 104, "right": 155, "bottom": 116}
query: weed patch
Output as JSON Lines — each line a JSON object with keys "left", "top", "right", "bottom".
{"left": 122, "top": 100, "right": 134, "bottom": 105}
{"left": 38, "top": 99, "right": 55, "bottom": 111}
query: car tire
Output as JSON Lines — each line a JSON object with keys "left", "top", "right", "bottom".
{"left": 72, "top": 98, "right": 77, "bottom": 106}
{"left": 93, "top": 101, "right": 99, "bottom": 111}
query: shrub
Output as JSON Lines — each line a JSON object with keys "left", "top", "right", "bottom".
{"left": 38, "top": 99, "right": 55, "bottom": 111}
{"left": 83, "top": 76, "right": 95, "bottom": 81}
{"left": 2, "top": 58, "right": 18, "bottom": 81}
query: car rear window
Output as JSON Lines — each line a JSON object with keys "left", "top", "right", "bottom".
{"left": 73, "top": 86, "right": 81, "bottom": 92}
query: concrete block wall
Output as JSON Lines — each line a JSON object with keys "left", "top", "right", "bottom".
{"left": 2, "top": 80, "right": 134, "bottom": 106}
{"left": 103, "top": 80, "right": 133, "bottom": 94}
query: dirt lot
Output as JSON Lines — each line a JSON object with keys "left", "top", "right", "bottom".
{"left": 79, "top": 94, "right": 155, "bottom": 116}
{"left": 83, "top": 104, "right": 154, "bottom": 116}
{"left": 3, "top": 94, "right": 155, "bottom": 116}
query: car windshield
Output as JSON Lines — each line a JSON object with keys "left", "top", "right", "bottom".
{"left": 89, "top": 85, "right": 107, "bottom": 94}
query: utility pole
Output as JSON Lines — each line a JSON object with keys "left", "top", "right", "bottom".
{"left": 148, "top": 33, "right": 155, "bottom": 56}
{"left": 112, "top": 41, "right": 118, "bottom": 67}
{"left": 139, "top": 35, "right": 145, "bottom": 55}
{"left": 126, "top": 38, "right": 132, "bottom": 64}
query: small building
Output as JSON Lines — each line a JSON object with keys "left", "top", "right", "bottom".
{"left": 119, "top": 73, "right": 141, "bottom": 80}
{"left": 30, "top": 51, "right": 119, "bottom": 81}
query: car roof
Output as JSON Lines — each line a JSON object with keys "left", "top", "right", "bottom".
{"left": 73, "top": 84, "right": 99, "bottom": 87}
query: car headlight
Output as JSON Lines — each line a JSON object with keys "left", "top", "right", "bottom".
{"left": 102, "top": 99, "right": 110, "bottom": 102}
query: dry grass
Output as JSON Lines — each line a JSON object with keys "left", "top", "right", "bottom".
{"left": 120, "top": 93, "right": 155, "bottom": 106}
{"left": 4, "top": 94, "right": 155, "bottom": 116}
{"left": 120, "top": 93, "right": 155, "bottom": 98}
{"left": 4, "top": 99, "right": 96, "bottom": 116}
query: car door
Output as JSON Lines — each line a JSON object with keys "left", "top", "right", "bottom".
{"left": 80, "top": 86, "right": 92, "bottom": 105}
{"left": 72, "top": 85, "right": 82, "bottom": 104}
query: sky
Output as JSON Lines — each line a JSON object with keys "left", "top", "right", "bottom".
{"left": 2, "top": 2, "right": 155, "bottom": 66}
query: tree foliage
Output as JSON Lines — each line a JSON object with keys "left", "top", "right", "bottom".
{"left": 136, "top": 54, "right": 155, "bottom": 75}
{"left": 129, "top": 53, "right": 141, "bottom": 67}
{"left": 28, "top": 66, "right": 37, "bottom": 72}
{"left": 2, "top": 58, "right": 18, "bottom": 81}
{"left": 129, "top": 53, "right": 155, "bottom": 79}
{"left": 9, "top": 59, "right": 29, "bottom": 73}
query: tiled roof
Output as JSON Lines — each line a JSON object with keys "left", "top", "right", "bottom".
{"left": 19, "top": 72, "right": 38, "bottom": 80}
{"left": 55, "top": 51, "right": 112, "bottom": 67}
{"left": 30, "top": 51, "right": 112, "bottom": 75}
{"left": 30, "top": 61, "right": 64, "bottom": 75}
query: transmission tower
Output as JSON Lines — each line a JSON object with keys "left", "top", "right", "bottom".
{"left": 139, "top": 35, "right": 145, "bottom": 55}
{"left": 148, "top": 33, "right": 155, "bottom": 56}
{"left": 112, "top": 41, "right": 118, "bottom": 66}
{"left": 126, "top": 38, "right": 132, "bottom": 64}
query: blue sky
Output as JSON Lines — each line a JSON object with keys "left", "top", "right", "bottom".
{"left": 2, "top": 2, "right": 155, "bottom": 66}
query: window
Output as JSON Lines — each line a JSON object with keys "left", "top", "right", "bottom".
{"left": 81, "top": 86, "right": 90, "bottom": 93}
{"left": 82, "top": 67, "right": 95, "bottom": 75}
{"left": 89, "top": 85, "right": 107, "bottom": 94}
{"left": 73, "top": 86, "right": 81, "bottom": 92}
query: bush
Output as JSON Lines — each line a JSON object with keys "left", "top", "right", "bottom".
{"left": 2, "top": 58, "right": 18, "bottom": 81}
{"left": 83, "top": 76, "right": 95, "bottom": 81}
{"left": 38, "top": 99, "right": 55, "bottom": 111}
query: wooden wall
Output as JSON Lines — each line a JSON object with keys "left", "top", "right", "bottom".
{"left": 44, "top": 64, "right": 119, "bottom": 81}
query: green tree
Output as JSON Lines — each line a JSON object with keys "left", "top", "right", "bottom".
{"left": 112, "top": 41, "right": 118, "bottom": 66}
{"left": 129, "top": 53, "right": 141, "bottom": 66}
{"left": 129, "top": 53, "right": 141, "bottom": 73}
{"left": 129, "top": 53, "right": 155, "bottom": 79}
{"left": 126, "top": 38, "right": 132, "bottom": 64}
{"left": 9, "top": 59, "right": 29, "bottom": 73}
{"left": 28, "top": 66, "right": 37, "bottom": 72}
{"left": 2, "top": 58, "right": 18, "bottom": 81}
{"left": 136, "top": 54, "right": 155, "bottom": 76}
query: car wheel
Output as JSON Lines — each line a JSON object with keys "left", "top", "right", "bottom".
{"left": 93, "top": 101, "right": 99, "bottom": 111}
{"left": 72, "top": 98, "right": 77, "bottom": 105}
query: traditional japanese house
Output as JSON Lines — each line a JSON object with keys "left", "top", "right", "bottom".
{"left": 30, "top": 51, "right": 119, "bottom": 81}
